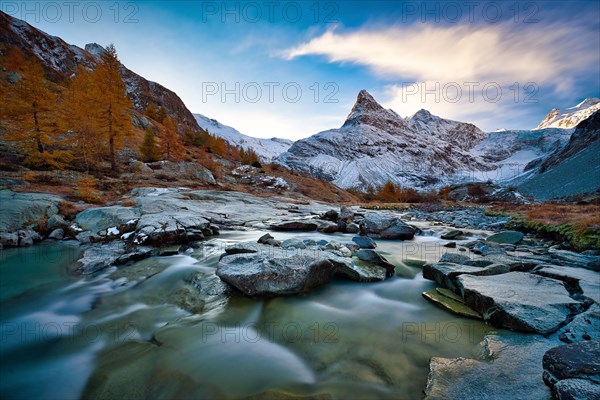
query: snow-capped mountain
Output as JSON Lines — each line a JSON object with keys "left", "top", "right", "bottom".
{"left": 193, "top": 114, "right": 292, "bottom": 162}
{"left": 276, "top": 90, "right": 492, "bottom": 190}
{"left": 536, "top": 98, "right": 600, "bottom": 129}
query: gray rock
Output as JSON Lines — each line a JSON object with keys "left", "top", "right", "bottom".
{"left": 343, "top": 242, "right": 360, "bottom": 253}
{"left": 317, "top": 220, "right": 338, "bottom": 233}
{"left": 0, "top": 189, "right": 62, "bottom": 232}
{"left": 77, "top": 242, "right": 126, "bottom": 274}
{"left": 486, "top": 230, "right": 525, "bottom": 244}
{"left": 472, "top": 241, "right": 507, "bottom": 256}
{"left": 441, "top": 230, "right": 463, "bottom": 240}
{"left": 355, "top": 249, "right": 396, "bottom": 277}
{"left": 547, "top": 248, "right": 600, "bottom": 272}
{"left": 557, "top": 304, "right": 600, "bottom": 344}
{"left": 458, "top": 272, "right": 584, "bottom": 334}
{"left": 113, "top": 247, "right": 152, "bottom": 265}
{"left": 542, "top": 341, "right": 600, "bottom": 388}
{"left": 270, "top": 220, "right": 318, "bottom": 231}
{"left": 48, "top": 228, "right": 65, "bottom": 240}
{"left": 47, "top": 214, "right": 68, "bottom": 229}
{"left": 281, "top": 238, "right": 307, "bottom": 249}
{"left": 352, "top": 236, "right": 377, "bottom": 249}
{"left": 359, "top": 213, "right": 415, "bottom": 240}
{"left": 339, "top": 206, "right": 354, "bottom": 223}
{"left": 0, "top": 232, "right": 19, "bottom": 247}
{"left": 216, "top": 252, "right": 337, "bottom": 296}
{"left": 439, "top": 253, "right": 471, "bottom": 264}
{"left": 321, "top": 209, "right": 339, "bottom": 221}
{"left": 533, "top": 265, "right": 600, "bottom": 303}
{"left": 345, "top": 223, "right": 360, "bottom": 233}
{"left": 423, "top": 262, "right": 510, "bottom": 292}
{"left": 443, "top": 242, "right": 457, "bottom": 248}
{"left": 553, "top": 378, "right": 600, "bottom": 400}
{"left": 224, "top": 243, "right": 260, "bottom": 255}
{"left": 75, "top": 206, "right": 141, "bottom": 235}
{"left": 329, "top": 256, "right": 387, "bottom": 282}
{"left": 257, "top": 233, "right": 274, "bottom": 244}
{"left": 17, "top": 229, "right": 40, "bottom": 246}
{"left": 146, "top": 161, "right": 216, "bottom": 184}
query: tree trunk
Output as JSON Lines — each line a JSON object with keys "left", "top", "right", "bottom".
{"left": 108, "top": 106, "right": 116, "bottom": 170}
{"left": 33, "top": 110, "right": 44, "bottom": 153}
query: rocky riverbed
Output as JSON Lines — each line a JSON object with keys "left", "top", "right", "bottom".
{"left": 0, "top": 187, "right": 598, "bottom": 399}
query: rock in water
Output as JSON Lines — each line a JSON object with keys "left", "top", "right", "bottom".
{"left": 216, "top": 252, "right": 337, "bottom": 296}
{"left": 270, "top": 220, "right": 319, "bottom": 231}
{"left": 355, "top": 249, "right": 396, "bottom": 277}
{"left": 457, "top": 272, "right": 583, "bottom": 334}
{"left": 352, "top": 236, "right": 377, "bottom": 249}
{"left": 486, "top": 230, "right": 524, "bottom": 245}
{"left": 421, "top": 290, "right": 482, "bottom": 319}
{"left": 359, "top": 213, "right": 415, "bottom": 240}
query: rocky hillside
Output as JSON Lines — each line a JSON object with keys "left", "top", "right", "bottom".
{"left": 194, "top": 114, "right": 292, "bottom": 162}
{"left": 0, "top": 11, "right": 200, "bottom": 133}
{"left": 536, "top": 98, "right": 600, "bottom": 129}
{"left": 518, "top": 110, "right": 600, "bottom": 200}
{"left": 276, "top": 90, "right": 492, "bottom": 190}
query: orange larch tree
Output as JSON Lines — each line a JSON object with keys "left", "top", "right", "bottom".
{"left": 160, "top": 116, "right": 185, "bottom": 161}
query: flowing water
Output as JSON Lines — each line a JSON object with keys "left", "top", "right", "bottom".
{"left": 0, "top": 228, "right": 495, "bottom": 399}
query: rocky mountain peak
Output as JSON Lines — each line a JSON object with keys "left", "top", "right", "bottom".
{"left": 342, "top": 90, "right": 406, "bottom": 130}
{"left": 536, "top": 98, "right": 600, "bottom": 129}
{"left": 84, "top": 43, "right": 105, "bottom": 58}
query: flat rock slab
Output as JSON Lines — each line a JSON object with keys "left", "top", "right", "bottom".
{"left": 216, "top": 252, "right": 337, "bottom": 296}
{"left": 424, "top": 333, "right": 559, "bottom": 400}
{"left": 423, "top": 262, "right": 509, "bottom": 292}
{"left": 533, "top": 265, "right": 600, "bottom": 303}
{"left": 556, "top": 304, "right": 600, "bottom": 344}
{"left": 486, "top": 230, "right": 524, "bottom": 244}
{"left": 422, "top": 290, "right": 482, "bottom": 319}
{"left": 269, "top": 220, "right": 319, "bottom": 231}
{"left": 457, "top": 272, "right": 584, "bottom": 334}
{"left": 0, "top": 189, "right": 62, "bottom": 232}
{"left": 542, "top": 341, "right": 600, "bottom": 387}
{"left": 553, "top": 378, "right": 600, "bottom": 400}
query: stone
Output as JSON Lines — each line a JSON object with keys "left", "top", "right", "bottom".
{"left": 47, "top": 214, "right": 68, "bottom": 229}
{"left": 355, "top": 249, "right": 396, "bottom": 277}
{"left": 0, "top": 232, "right": 19, "bottom": 247}
{"left": 359, "top": 213, "right": 415, "bottom": 240}
{"left": 318, "top": 221, "right": 338, "bottom": 233}
{"left": 322, "top": 209, "right": 339, "bottom": 221}
{"left": 339, "top": 206, "right": 355, "bottom": 223}
{"left": 281, "top": 238, "right": 307, "bottom": 249}
{"left": 224, "top": 243, "right": 260, "bottom": 255}
{"left": 352, "top": 236, "right": 377, "bottom": 249}
{"left": 486, "top": 230, "right": 525, "bottom": 245}
{"left": 345, "top": 223, "right": 360, "bottom": 233}
{"left": 0, "top": 189, "right": 61, "bottom": 232}
{"left": 423, "top": 262, "right": 510, "bottom": 292}
{"left": 75, "top": 206, "right": 141, "bottom": 235}
{"left": 216, "top": 252, "right": 337, "bottom": 296}
{"left": 270, "top": 220, "right": 318, "bottom": 231}
{"left": 441, "top": 230, "right": 463, "bottom": 240}
{"left": 422, "top": 290, "right": 482, "bottom": 319}
{"left": 457, "top": 272, "right": 584, "bottom": 334}
{"left": 439, "top": 253, "right": 471, "bottom": 264}
{"left": 553, "top": 378, "right": 600, "bottom": 400}
{"left": 444, "top": 242, "right": 457, "bottom": 248}
{"left": 330, "top": 256, "right": 387, "bottom": 282}
{"left": 48, "top": 228, "right": 64, "bottom": 240}
{"left": 532, "top": 265, "right": 600, "bottom": 303}
{"left": 542, "top": 341, "right": 600, "bottom": 388}
{"left": 257, "top": 233, "right": 274, "bottom": 244}
{"left": 113, "top": 247, "right": 152, "bottom": 266}
{"left": 556, "top": 304, "right": 600, "bottom": 344}
{"left": 77, "top": 241, "right": 126, "bottom": 274}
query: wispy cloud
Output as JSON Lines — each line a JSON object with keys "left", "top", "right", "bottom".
{"left": 284, "top": 21, "right": 598, "bottom": 93}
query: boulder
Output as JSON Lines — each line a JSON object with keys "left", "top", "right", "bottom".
{"left": 0, "top": 232, "right": 19, "bottom": 247}
{"left": 317, "top": 221, "right": 339, "bottom": 233}
{"left": 224, "top": 243, "right": 260, "bottom": 255}
{"left": 553, "top": 378, "right": 600, "bottom": 400}
{"left": 355, "top": 249, "right": 396, "bottom": 277}
{"left": 423, "top": 262, "right": 510, "bottom": 292}
{"left": 0, "top": 189, "right": 61, "bottom": 232}
{"left": 270, "top": 220, "right": 318, "bottom": 231}
{"left": 321, "top": 209, "right": 339, "bottom": 222}
{"left": 257, "top": 233, "right": 274, "bottom": 244}
{"left": 542, "top": 341, "right": 600, "bottom": 391}
{"left": 281, "top": 238, "right": 307, "bottom": 249}
{"left": 441, "top": 230, "right": 463, "bottom": 240}
{"left": 329, "top": 256, "right": 387, "bottom": 282}
{"left": 75, "top": 206, "right": 141, "bottom": 235}
{"left": 339, "top": 206, "right": 355, "bottom": 223}
{"left": 439, "top": 253, "right": 471, "bottom": 264}
{"left": 556, "top": 304, "right": 600, "bottom": 344}
{"left": 359, "top": 213, "right": 415, "bottom": 240}
{"left": 352, "top": 236, "right": 377, "bottom": 249}
{"left": 77, "top": 241, "right": 126, "bottom": 274}
{"left": 422, "top": 289, "right": 482, "bottom": 319}
{"left": 345, "top": 223, "right": 360, "bottom": 233}
{"left": 47, "top": 214, "right": 68, "bottom": 230}
{"left": 457, "top": 272, "right": 584, "bottom": 334}
{"left": 486, "top": 230, "right": 524, "bottom": 245}
{"left": 48, "top": 228, "right": 65, "bottom": 240}
{"left": 444, "top": 242, "right": 457, "bottom": 248}
{"left": 216, "top": 252, "right": 337, "bottom": 296}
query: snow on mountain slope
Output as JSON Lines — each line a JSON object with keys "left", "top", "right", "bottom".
{"left": 276, "top": 90, "right": 493, "bottom": 190}
{"left": 194, "top": 114, "right": 292, "bottom": 162}
{"left": 536, "top": 98, "right": 600, "bottom": 129}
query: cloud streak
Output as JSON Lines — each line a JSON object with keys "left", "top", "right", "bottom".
{"left": 284, "top": 22, "right": 598, "bottom": 93}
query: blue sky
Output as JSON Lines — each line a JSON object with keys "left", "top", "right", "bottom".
{"left": 4, "top": 1, "right": 599, "bottom": 139}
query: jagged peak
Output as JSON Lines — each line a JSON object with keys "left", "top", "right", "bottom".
{"left": 343, "top": 90, "right": 392, "bottom": 127}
